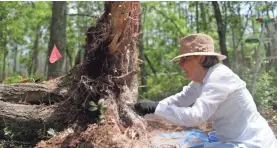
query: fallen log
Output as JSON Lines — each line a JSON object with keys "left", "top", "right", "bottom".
{"left": 0, "top": 82, "right": 66, "bottom": 104}
{"left": 0, "top": 101, "right": 61, "bottom": 144}
{"left": 0, "top": 81, "right": 67, "bottom": 145}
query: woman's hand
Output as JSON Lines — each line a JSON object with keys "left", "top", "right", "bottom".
{"left": 134, "top": 100, "right": 158, "bottom": 116}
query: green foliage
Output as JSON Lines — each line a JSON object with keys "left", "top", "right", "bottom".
{"left": 139, "top": 2, "right": 190, "bottom": 100}
{"left": 140, "top": 71, "right": 189, "bottom": 101}
{"left": 88, "top": 99, "right": 107, "bottom": 123}
{"left": 254, "top": 70, "right": 277, "bottom": 108}
{"left": 4, "top": 127, "right": 19, "bottom": 139}
{"left": 66, "top": 1, "right": 104, "bottom": 66}
{"left": 2, "top": 126, "right": 32, "bottom": 147}
{"left": 2, "top": 74, "right": 21, "bottom": 84}
{"left": 0, "top": 1, "right": 52, "bottom": 79}
{"left": 2, "top": 73, "right": 46, "bottom": 84}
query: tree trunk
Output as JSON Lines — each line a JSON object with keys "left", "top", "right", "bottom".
{"left": 265, "top": 43, "right": 272, "bottom": 71}
{"left": 47, "top": 1, "right": 67, "bottom": 78}
{"left": 13, "top": 46, "right": 18, "bottom": 73}
{"left": 212, "top": 1, "right": 230, "bottom": 67}
{"left": 185, "top": 2, "right": 189, "bottom": 28}
{"left": 231, "top": 27, "right": 236, "bottom": 72}
{"left": 240, "top": 42, "right": 245, "bottom": 75}
{"left": 200, "top": 2, "right": 207, "bottom": 31}
{"left": 251, "top": 22, "right": 265, "bottom": 96}
{"left": 2, "top": 51, "right": 7, "bottom": 81}
{"left": 196, "top": 1, "right": 199, "bottom": 33}
{"left": 0, "top": 2, "right": 149, "bottom": 147}
{"left": 265, "top": 22, "right": 277, "bottom": 71}
{"left": 31, "top": 25, "right": 41, "bottom": 75}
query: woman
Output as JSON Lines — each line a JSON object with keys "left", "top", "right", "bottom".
{"left": 135, "top": 34, "right": 277, "bottom": 148}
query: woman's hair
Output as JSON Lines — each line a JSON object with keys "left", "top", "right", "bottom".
{"left": 201, "top": 56, "right": 219, "bottom": 69}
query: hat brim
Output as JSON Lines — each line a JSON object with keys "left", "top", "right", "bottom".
{"left": 171, "top": 52, "right": 227, "bottom": 62}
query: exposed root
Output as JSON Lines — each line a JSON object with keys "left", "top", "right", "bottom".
{"left": 36, "top": 99, "right": 150, "bottom": 148}
{"left": 113, "top": 70, "right": 137, "bottom": 85}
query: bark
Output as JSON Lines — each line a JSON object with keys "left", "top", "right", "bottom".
{"left": 0, "top": 83, "right": 65, "bottom": 104}
{"left": 47, "top": 1, "right": 67, "bottom": 78}
{"left": 212, "top": 1, "right": 230, "bottom": 67}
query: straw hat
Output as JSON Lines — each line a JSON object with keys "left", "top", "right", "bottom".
{"left": 171, "top": 33, "right": 226, "bottom": 62}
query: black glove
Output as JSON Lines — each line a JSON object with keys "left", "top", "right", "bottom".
{"left": 134, "top": 100, "right": 158, "bottom": 116}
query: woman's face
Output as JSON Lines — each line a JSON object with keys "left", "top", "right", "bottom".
{"left": 179, "top": 56, "right": 207, "bottom": 83}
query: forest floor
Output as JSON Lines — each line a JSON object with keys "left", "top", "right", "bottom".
{"left": 145, "top": 108, "right": 277, "bottom": 147}
{"left": 260, "top": 108, "right": 277, "bottom": 134}
{"left": 146, "top": 117, "right": 213, "bottom": 137}
{"left": 4, "top": 104, "right": 277, "bottom": 148}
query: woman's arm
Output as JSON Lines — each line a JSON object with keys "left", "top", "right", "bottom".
{"left": 159, "top": 81, "right": 201, "bottom": 107}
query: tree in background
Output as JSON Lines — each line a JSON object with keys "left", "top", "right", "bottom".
{"left": 212, "top": 1, "right": 230, "bottom": 67}
{"left": 47, "top": 1, "right": 67, "bottom": 78}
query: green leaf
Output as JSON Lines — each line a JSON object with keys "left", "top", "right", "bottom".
{"left": 99, "top": 114, "right": 105, "bottom": 119}
{"left": 100, "top": 106, "right": 107, "bottom": 113}
{"left": 47, "top": 128, "right": 56, "bottom": 136}
{"left": 89, "top": 101, "right": 97, "bottom": 107}
{"left": 89, "top": 106, "right": 98, "bottom": 112}
{"left": 99, "top": 119, "right": 105, "bottom": 124}
{"left": 98, "top": 98, "right": 105, "bottom": 105}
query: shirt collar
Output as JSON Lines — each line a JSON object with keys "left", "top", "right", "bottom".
{"left": 202, "top": 63, "right": 222, "bottom": 84}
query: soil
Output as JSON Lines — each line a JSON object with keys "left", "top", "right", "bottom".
{"left": 147, "top": 119, "right": 212, "bottom": 137}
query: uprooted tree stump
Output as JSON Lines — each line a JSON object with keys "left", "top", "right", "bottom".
{"left": 0, "top": 2, "right": 150, "bottom": 147}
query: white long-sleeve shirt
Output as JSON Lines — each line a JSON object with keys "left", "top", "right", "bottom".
{"left": 154, "top": 63, "right": 277, "bottom": 148}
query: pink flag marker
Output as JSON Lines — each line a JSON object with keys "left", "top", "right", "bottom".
{"left": 49, "top": 44, "right": 62, "bottom": 63}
